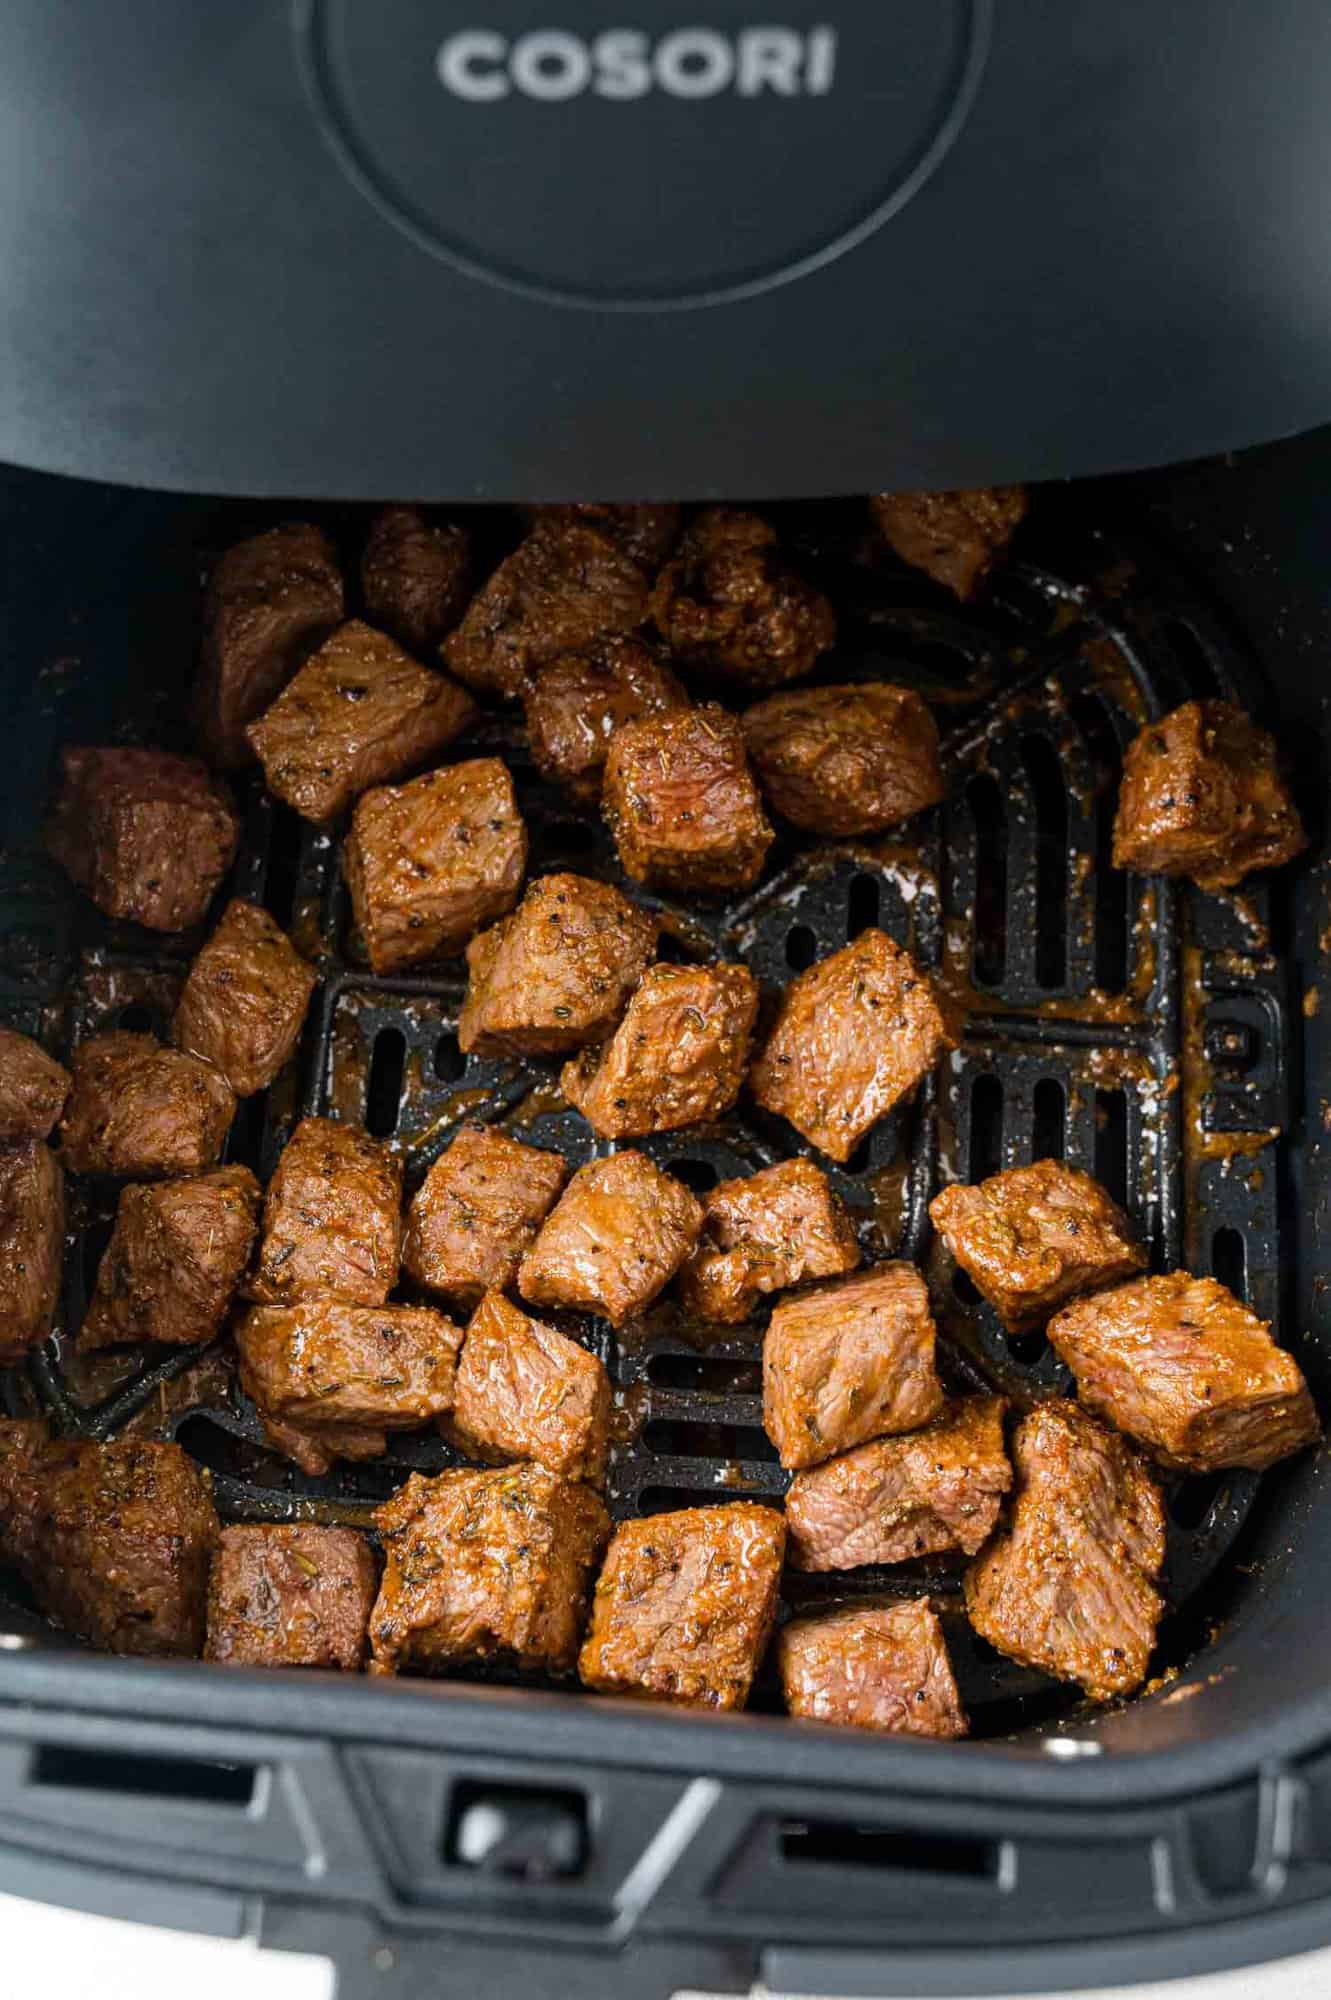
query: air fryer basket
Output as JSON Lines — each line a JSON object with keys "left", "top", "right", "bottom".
{"left": 0, "top": 435, "right": 1329, "bottom": 1998}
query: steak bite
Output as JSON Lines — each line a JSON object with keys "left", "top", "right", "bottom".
{"left": 0, "top": 1419, "right": 56, "bottom": 1569}
{"left": 763, "top": 1262, "right": 944, "bottom": 1471}
{"left": 449, "top": 1291, "right": 612, "bottom": 1483}
{"left": 249, "top": 1116, "right": 402, "bottom": 1307}
{"left": 0, "top": 1028, "right": 70, "bottom": 1141}
{"left": 780, "top": 1601, "right": 968, "bottom": 1738}
{"left": 402, "top": 1126, "right": 568, "bottom": 1310}
{"left": 870, "top": 486, "right": 1028, "bottom": 600}
{"left": 237, "top": 1300, "right": 463, "bottom": 1445}
{"left": 679, "top": 1158, "right": 861, "bottom": 1325}
{"left": 254, "top": 1412, "right": 391, "bottom": 1480}
{"left": 527, "top": 502, "right": 682, "bottom": 571}
{"left": 930, "top": 1161, "right": 1147, "bottom": 1332}
{"left": 444, "top": 522, "right": 649, "bottom": 700}
{"left": 1111, "top": 700, "right": 1306, "bottom": 891}
{"left": 197, "top": 522, "right": 344, "bottom": 768}
{"left": 58, "top": 1032, "right": 235, "bottom": 1177}
{"left": 785, "top": 1395, "right": 1010, "bottom": 1570}
{"left": 1047, "top": 1271, "right": 1320, "bottom": 1473}
{"left": 561, "top": 961, "right": 759, "bottom": 1139}
{"left": 361, "top": 506, "right": 471, "bottom": 655}
{"left": 246, "top": 619, "right": 476, "bottom": 824}
{"left": 964, "top": 1398, "right": 1165, "bottom": 1701}
{"left": 649, "top": 508, "right": 835, "bottom": 688}
{"left": 519, "top": 1151, "right": 704, "bottom": 1327}
{"left": 523, "top": 636, "right": 689, "bottom": 804}
{"left": 750, "top": 929, "right": 958, "bottom": 1164}
{"left": 343, "top": 758, "right": 526, "bottom": 974}
{"left": 81, "top": 1165, "right": 261, "bottom": 1351}
{"left": 370, "top": 1462, "right": 610, "bottom": 1676}
{"left": 578, "top": 1502, "right": 786, "bottom": 1710}
{"left": 206, "top": 1524, "right": 378, "bottom": 1670}
{"left": 0, "top": 1142, "right": 64, "bottom": 1363}
{"left": 743, "top": 682, "right": 945, "bottom": 836}
{"left": 47, "top": 747, "right": 240, "bottom": 933}
{"left": 458, "top": 873, "right": 657, "bottom": 1059}
{"left": 172, "top": 899, "right": 318, "bottom": 1098}
{"left": 602, "top": 703, "right": 773, "bottom": 895}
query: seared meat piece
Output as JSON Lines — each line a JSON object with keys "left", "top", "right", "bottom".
{"left": 0, "top": 1420, "right": 56, "bottom": 1569}
{"left": 519, "top": 1151, "right": 704, "bottom": 1327}
{"left": 679, "top": 1158, "right": 861, "bottom": 1325}
{"left": 81, "top": 1165, "right": 260, "bottom": 1350}
{"left": 343, "top": 757, "right": 526, "bottom": 974}
{"left": 0, "top": 1028, "right": 70, "bottom": 1141}
{"left": 527, "top": 502, "right": 682, "bottom": 571}
{"left": 650, "top": 509, "right": 834, "bottom": 688}
{"left": 249, "top": 1116, "right": 402, "bottom": 1307}
{"left": 47, "top": 747, "right": 239, "bottom": 933}
{"left": 523, "top": 637, "right": 689, "bottom": 804}
{"left": 763, "top": 1263, "right": 944, "bottom": 1471}
{"left": 458, "top": 873, "right": 657, "bottom": 1059}
{"left": 579, "top": 1502, "right": 785, "bottom": 1710}
{"left": 743, "top": 682, "right": 945, "bottom": 836}
{"left": 870, "top": 486, "right": 1028, "bottom": 600}
{"left": 1111, "top": 700, "right": 1306, "bottom": 891}
{"left": 205, "top": 1524, "right": 378, "bottom": 1670}
{"left": 780, "top": 1601, "right": 967, "bottom": 1738}
{"left": 1047, "top": 1272, "right": 1320, "bottom": 1473}
{"left": 965, "top": 1398, "right": 1165, "bottom": 1700}
{"left": 247, "top": 620, "right": 476, "bottom": 824}
{"left": 197, "top": 523, "right": 344, "bottom": 768}
{"left": 0, "top": 1142, "right": 63, "bottom": 1362}
{"left": 361, "top": 506, "right": 471, "bottom": 655}
{"left": 237, "top": 1300, "right": 463, "bottom": 1447}
{"left": 58, "top": 1032, "right": 235, "bottom": 1177}
{"left": 172, "top": 899, "right": 318, "bottom": 1098}
{"left": 448, "top": 1291, "right": 612, "bottom": 1483}
{"left": 402, "top": 1126, "right": 568, "bottom": 1310}
{"left": 930, "top": 1160, "right": 1146, "bottom": 1332}
{"left": 255, "top": 1412, "right": 391, "bottom": 1480}
{"left": 603, "top": 703, "right": 773, "bottom": 895}
{"left": 751, "top": 929, "right": 958, "bottom": 1163}
{"left": 370, "top": 1462, "right": 609, "bottom": 1675}
{"left": 561, "top": 961, "right": 758, "bottom": 1138}
{"left": 444, "top": 522, "right": 649, "bottom": 700}
{"left": 785, "top": 1396, "right": 1010, "bottom": 1570}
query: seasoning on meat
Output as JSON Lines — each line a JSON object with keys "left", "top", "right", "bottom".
{"left": 523, "top": 636, "right": 689, "bottom": 804}
{"left": 578, "top": 1502, "right": 785, "bottom": 1709}
{"left": 0, "top": 1027, "right": 70, "bottom": 1141}
{"left": 742, "top": 681, "right": 945, "bottom": 836}
{"left": 602, "top": 703, "right": 773, "bottom": 895}
{"left": 448, "top": 1291, "right": 612, "bottom": 1484}
{"left": 370, "top": 1461, "right": 610, "bottom": 1676}
{"left": 526, "top": 502, "right": 682, "bottom": 571}
{"left": 343, "top": 757, "right": 527, "bottom": 974}
{"left": 519, "top": 1151, "right": 704, "bottom": 1327}
{"left": 0, "top": 1141, "right": 63, "bottom": 1363}
{"left": 679, "top": 1157, "right": 861, "bottom": 1325}
{"left": 248, "top": 1116, "right": 402, "bottom": 1307}
{"left": 46, "top": 747, "right": 240, "bottom": 933}
{"left": 237, "top": 1300, "right": 463, "bottom": 1452}
{"left": 361, "top": 506, "right": 471, "bottom": 655}
{"left": 650, "top": 508, "right": 835, "bottom": 687}
{"left": 172, "top": 898, "right": 318, "bottom": 1098}
{"left": 750, "top": 929, "right": 958, "bottom": 1163}
{"left": 779, "top": 1601, "right": 968, "bottom": 1738}
{"left": 1047, "top": 1271, "right": 1321, "bottom": 1472}
{"left": 763, "top": 1262, "right": 944, "bottom": 1471}
{"left": 444, "top": 522, "right": 649, "bottom": 700}
{"left": 561, "top": 960, "right": 758, "bottom": 1139}
{"left": 206, "top": 1523, "right": 378, "bottom": 1670}
{"left": 870, "top": 486, "right": 1028, "bottom": 599}
{"left": 402, "top": 1125, "right": 568, "bottom": 1310}
{"left": 196, "top": 522, "right": 344, "bottom": 767}
{"left": 81, "top": 1165, "right": 261, "bottom": 1350}
{"left": 58, "top": 1032, "right": 235, "bottom": 1177}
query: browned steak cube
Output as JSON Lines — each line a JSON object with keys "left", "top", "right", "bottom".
{"left": 458, "top": 873, "right": 657, "bottom": 1059}
{"left": 81, "top": 1165, "right": 261, "bottom": 1350}
{"left": 196, "top": 523, "right": 344, "bottom": 767}
{"left": 527, "top": 502, "right": 682, "bottom": 570}
{"left": 779, "top": 1601, "right": 967, "bottom": 1738}
{"left": 561, "top": 961, "right": 758, "bottom": 1139}
{"left": 0, "top": 1028, "right": 70, "bottom": 1141}
{"left": 578, "top": 1502, "right": 785, "bottom": 1710}
{"left": 205, "top": 1524, "right": 378, "bottom": 1670}
{"left": 750, "top": 929, "right": 958, "bottom": 1163}
{"left": 449, "top": 1291, "right": 612, "bottom": 1483}
{"left": 370, "top": 1462, "right": 610, "bottom": 1675}
{"left": 246, "top": 619, "right": 476, "bottom": 823}
{"left": 0, "top": 1419, "right": 57, "bottom": 1569}
{"left": 786, "top": 1396, "right": 1010, "bottom": 1570}
{"left": 964, "top": 1398, "right": 1165, "bottom": 1700}
{"left": 254, "top": 1412, "right": 391, "bottom": 1479}
{"left": 1111, "top": 700, "right": 1306, "bottom": 890}
{"left": 47, "top": 747, "right": 240, "bottom": 933}
{"left": 742, "top": 682, "right": 945, "bottom": 835}
{"left": 361, "top": 506, "right": 471, "bottom": 655}
{"left": 764, "top": 1263, "right": 944, "bottom": 1471}
{"left": 172, "top": 899, "right": 318, "bottom": 1097}
{"left": 0, "top": 1142, "right": 64, "bottom": 1363}
{"left": 249, "top": 1116, "right": 402, "bottom": 1306}
{"left": 237, "top": 1300, "right": 463, "bottom": 1446}
{"left": 603, "top": 704, "right": 773, "bottom": 895}
{"left": 930, "top": 1160, "right": 1146, "bottom": 1332}
{"left": 1047, "top": 1272, "right": 1320, "bottom": 1472}
{"left": 649, "top": 508, "right": 835, "bottom": 687}
{"left": 523, "top": 637, "right": 689, "bottom": 804}
{"left": 679, "top": 1158, "right": 861, "bottom": 1325}
{"left": 402, "top": 1126, "right": 568, "bottom": 1309}
{"left": 870, "top": 486, "right": 1028, "bottom": 599}
{"left": 59, "top": 1033, "right": 235, "bottom": 1177}
{"left": 343, "top": 758, "right": 527, "bottom": 974}
{"left": 519, "top": 1151, "right": 704, "bottom": 1327}
{"left": 444, "top": 522, "right": 649, "bottom": 699}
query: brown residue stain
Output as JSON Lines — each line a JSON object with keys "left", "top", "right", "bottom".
{"left": 1305, "top": 987, "right": 1321, "bottom": 1020}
